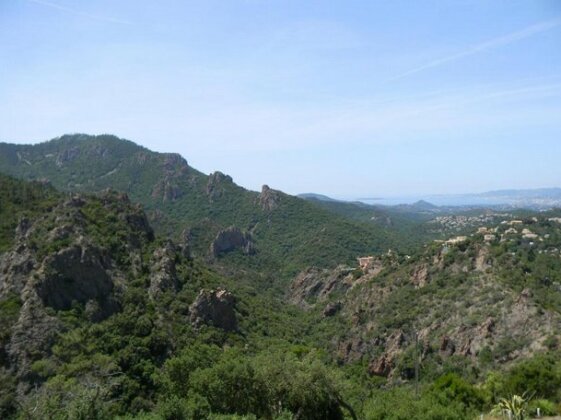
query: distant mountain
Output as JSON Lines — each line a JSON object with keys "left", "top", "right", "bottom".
{"left": 0, "top": 134, "right": 395, "bottom": 278}
{"left": 297, "top": 193, "right": 341, "bottom": 202}
{"left": 356, "top": 189, "right": 561, "bottom": 209}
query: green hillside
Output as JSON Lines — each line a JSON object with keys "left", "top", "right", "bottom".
{"left": 1, "top": 176, "right": 561, "bottom": 419}
{"left": 0, "top": 134, "right": 397, "bottom": 278}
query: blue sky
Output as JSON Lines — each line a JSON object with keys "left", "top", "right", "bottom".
{"left": 1, "top": 0, "right": 561, "bottom": 198}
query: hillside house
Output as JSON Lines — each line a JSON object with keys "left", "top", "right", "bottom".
{"left": 357, "top": 256, "right": 374, "bottom": 270}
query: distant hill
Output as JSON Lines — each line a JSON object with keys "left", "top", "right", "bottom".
{"left": 355, "top": 189, "right": 561, "bottom": 209}
{"left": 297, "top": 193, "right": 342, "bottom": 202}
{"left": 0, "top": 134, "right": 396, "bottom": 278}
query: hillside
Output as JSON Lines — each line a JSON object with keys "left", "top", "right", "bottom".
{"left": 290, "top": 213, "right": 561, "bottom": 382}
{"left": 1, "top": 176, "right": 561, "bottom": 418}
{"left": 0, "top": 174, "right": 366, "bottom": 419}
{"left": 0, "top": 134, "right": 397, "bottom": 279}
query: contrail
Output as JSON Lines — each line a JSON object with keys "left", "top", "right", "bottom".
{"left": 26, "top": 0, "right": 133, "bottom": 25}
{"left": 388, "top": 17, "right": 561, "bottom": 82}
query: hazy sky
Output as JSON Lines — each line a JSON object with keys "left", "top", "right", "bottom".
{"left": 1, "top": 0, "right": 561, "bottom": 198}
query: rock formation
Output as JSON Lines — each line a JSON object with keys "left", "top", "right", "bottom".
{"left": 210, "top": 227, "right": 255, "bottom": 257}
{"left": 189, "top": 288, "right": 238, "bottom": 332}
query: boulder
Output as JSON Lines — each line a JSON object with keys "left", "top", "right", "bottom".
{"left": 189, "top": 288, "right": 238, "bottom": 332}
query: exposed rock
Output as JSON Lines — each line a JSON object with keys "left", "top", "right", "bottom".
{"left": 477, "top": 317, "right": 495, "bottom": 338}
{"left": 323, "top": 301, "right": 342, "bottom": 317}
{"left": 15, "top": 218, "right": 32, "bottom": 239}
{"left": 179, "top": 228, "right": 193, "bottom": 258}
{"left": 206, "top": 171, "right": 233, "bottom": 201}
{"left": 55, "top": 147, "right": 80, "bottom": 167}
{"left": 474, "top": 246, "right": 491, "bottom": 271}
{"left": 7, "top": 296, "right": 62, "bottom": 382}
{"left": 457, "top": 339, "right": 473, "bottom": 357}
{"left": 210, "top": 227, "right": 255, "bottom": 258}
{"left": 337, "top": 337, "right": 380, "bottom": 364}
{"left": 37, "top": 244, "right": 115, "bottom": 312}
{"left": 439, "top": 335, "right": 456, "bottom": 356}
{"left": 149, "top": 241, "right": 179, "bottom": 298}
{"left": 0, "top": 190, "right": 165, "bottom": 383}
{"left": 368, "top": 330, "right": 406, "bottom": 377}
{"left": 162, "top": 153, "right": 188, "bottom": 173}
{"left": 289, "top": 266, "right": 354, "bottom": 308}
{"left": 258, "top": 184, "right": 281, "bottom": 212}
{"left": 411, "top": 264, "right": 429, "bottom": 288}
{"left": 189, "top": 288, "right": 237, "bottom": 332}
{"left": 368, "top": 355, "right": 393, "bottom": 377}
{"left": 151, "top": 178, "right": 182, "bottom": 202}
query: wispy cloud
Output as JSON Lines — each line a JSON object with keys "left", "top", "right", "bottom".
{"left": 26, "top": 0, "right": 133, "bottom": 25}
{"left": 388, "top": 17, "right": 561, "bottom": 81}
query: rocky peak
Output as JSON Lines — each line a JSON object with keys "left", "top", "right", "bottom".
{"left": 258, "top": 184, "right": 281, "bottom": 212}
{"left": 206, "top": 171, "right": 233, "bottom": 200}
{"left": 162, "top": 153, "right": 189, "bottom": 173}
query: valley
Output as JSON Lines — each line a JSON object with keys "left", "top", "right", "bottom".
{"left": 1, "top": 135, "right": 560, "bottom": 419}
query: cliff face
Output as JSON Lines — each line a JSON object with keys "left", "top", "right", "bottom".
{"left": 290, "top": 218, "right": 561, "bottom": 379}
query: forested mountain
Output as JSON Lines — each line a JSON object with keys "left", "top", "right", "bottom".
{"left": 1, "top": 137, "right": 561, "bottom": 419}
{"left": 0, "top": 174, "right": 362, "bottom": 419}
{"left": 0, "top": 134, "right": 402, "bottom": 279}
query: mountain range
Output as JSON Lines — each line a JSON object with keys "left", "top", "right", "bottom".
{"left": 1, "top": 134, "right": 560, "bottom": 419}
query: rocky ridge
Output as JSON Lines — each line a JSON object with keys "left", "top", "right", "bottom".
{"left": 290, "top": 218, "right": 561, "bottom": 379}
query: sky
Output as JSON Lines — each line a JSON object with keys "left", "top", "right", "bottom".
{"left": 1, "top": 0, "right": 561, "bottom": 198}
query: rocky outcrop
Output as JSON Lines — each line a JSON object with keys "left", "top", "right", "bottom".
{"left": 206, "top": 171, "right": 233, "bottom": 201}
{"left": 258, "top": 185, "right": 281, "bottom": 212}
{"left": 439, "top": 335, "right": 456, "bottom": 356}
{"left": 290, "top": 266, "right": 354, "bottom": 308}
{"left": 162, "top": 153, "right": 188, "bottom": 173}
{"left": 411, "top": 264, "right": 429, "bottom": 288}
{"left": 474, "top": 246, "right": 491, "bottom": 271}
{"left": 149, "top": 241, "right": 179, "bottom": 298}
{"left": 323, "top": 301, "right": 342, "bottom": 317}
{"left": 151, "top": 178, "right": 182, "bottom": 202}
{"left": 210, "top": 227, "right": 255, "bottom": 257}
{"left": 189, "top": 289, "right": 238, "bottom": 332}
{"left": 37, "top": 243, "right": 115, "bottom": 311}
{"left": 368, "top": 330, "right": 406, "bottom": 377}
{"left": 55, "top": 147, "right": 80, "bottom": 167}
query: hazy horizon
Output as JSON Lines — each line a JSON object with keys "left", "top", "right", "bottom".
{"left": 2, "top": 1, "right": 561, "bottom": 197}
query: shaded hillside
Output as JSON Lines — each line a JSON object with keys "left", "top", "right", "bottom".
{"left": 0, "top": 134, "right": 395, "bottom": 278}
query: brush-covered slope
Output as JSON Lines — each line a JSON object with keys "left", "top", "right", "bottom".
{"left": 290, "top": 214, "right": 561, "bottom": 381}
{"left": 299, "top": 194, "right": 448, "bottom": 252}
{"left": 0, "top": 175, "right": 363, "bottom": 419}
{"left": 0, "top": 134, "right": 394, "bottom": 277}
{"left": 2, "top": 175, "right": 561, "bottom": 419}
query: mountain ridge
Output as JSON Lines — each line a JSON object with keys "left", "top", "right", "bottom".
{"left": 0, "top": 134, "right": 398, "bottom": 279}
